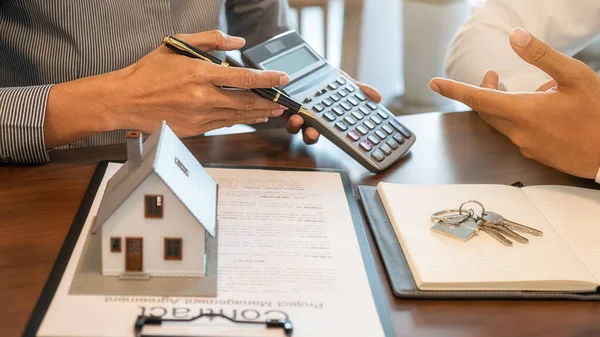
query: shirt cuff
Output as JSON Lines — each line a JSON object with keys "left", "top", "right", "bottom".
{"left": 0, "top": 85, "right": 53, "bottom": 164}
{"left": 596, "top": 167, "right": 600, "bottom": 184}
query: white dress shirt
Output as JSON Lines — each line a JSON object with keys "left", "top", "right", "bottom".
{"left": 445, "top": 0, "right": 600, "bottom": 183}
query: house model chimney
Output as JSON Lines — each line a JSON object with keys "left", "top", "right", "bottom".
{"left": 126, "top": 131, "right": 142, "bottom": 173}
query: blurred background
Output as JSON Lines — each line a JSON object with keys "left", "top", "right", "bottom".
{"left": 289, "top": 0, "right": 600, "bottom": 116}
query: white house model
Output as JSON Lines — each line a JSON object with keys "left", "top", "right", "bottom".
{"left": 91, "top": 122, "right": 217, "bottom": 278}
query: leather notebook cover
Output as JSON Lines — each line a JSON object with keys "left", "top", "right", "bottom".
{"left": 357, "top": 185, "right": 600, "bottom": 300}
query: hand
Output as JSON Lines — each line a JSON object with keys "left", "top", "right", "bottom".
{"left": 45, "top": 30, "right": 290, "bottom": 148}
{"left": 429, "top": 28, "right": 600, "bottom": 179}
{"left": 286, "top": 73, "right": 383, "bottom": 144}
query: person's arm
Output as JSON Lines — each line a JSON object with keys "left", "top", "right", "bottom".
{"left": 0, "top": 86, "right": 53, "bottom": 164}
{"left": 225, "top": 0, "right": 295, "bottom": 49}
{"left": 1, "top": 31, "right": 291, "bottom": 165}
{"left": 446, "top": 0, "right": 600, "bottom": 92}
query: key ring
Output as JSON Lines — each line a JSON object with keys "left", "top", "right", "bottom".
{"left": 431, "top": 209, "right": 473, "bottom": 225}
{"left": 458, "top": 200, "right": 485, "bottom": 216}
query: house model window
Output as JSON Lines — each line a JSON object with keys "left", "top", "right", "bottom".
{"left": 110, "top": 237, "right": 121, "bottom": 252}
{"left": 175, "top": 157, "right": 189, "bottom": 176}
{"left": 145, "top": 195, "right": 163, "bottom": 218}
{"left": 164, "top": 238, "right": 182, "bottom": 260}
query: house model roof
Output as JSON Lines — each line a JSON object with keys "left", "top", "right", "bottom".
{"left": 92, "top": 122, "right": 217, "bottom": 237}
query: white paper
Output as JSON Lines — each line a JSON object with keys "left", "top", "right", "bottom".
{"left": 523, "top": 185, "right": 600, "bottom": 282}
{"left": 37, "top": 163, "right": 385, "bottom": 337}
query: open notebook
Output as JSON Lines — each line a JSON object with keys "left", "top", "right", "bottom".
{"left": 376, "top": 183, "right": 600, "bottom": 293}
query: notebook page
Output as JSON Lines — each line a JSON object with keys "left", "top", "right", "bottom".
{"left": 523, "top": 186, "right": 600, "bottom": 282}
{"left": 377, "top": 183, "right": 597, "bottom": 291}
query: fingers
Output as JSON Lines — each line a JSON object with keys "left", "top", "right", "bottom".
{"left": 509, "top": 28, "right": 589, "bottom": 86}
{"left": 174, "top": 30, "right": 246, "bottom": 52}
{"left": 535, "top": 79, "right": 557, "bottom": 92}
{"left": 479, "top": 69, "right": 499, "bottom": 89}
{"left": 201, "top": 117, "right": 271, "bottom": 133}
{"left": 208, "top": 108, "right": 285, "bottom": 122}
{"left": 429, "top": 77, "right": 515, "bottom": 115}
{"left": 286, "top": 114, "right": 304, "bottom": 134}
{"left": 211, "top": 88, "right": 286, "bottom": 110}
{"left": 302, "top": 127, "right": 320, "bottom": 144}
{"left": 209, "top": 66, "right": 290, "bottom": 89}
{"left": 356, "top": 83, "right": 382, "bottom": 103}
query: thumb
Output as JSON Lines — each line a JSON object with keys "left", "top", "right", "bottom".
{"left": 509, "top": 28, "right": 587, "bottom": 86}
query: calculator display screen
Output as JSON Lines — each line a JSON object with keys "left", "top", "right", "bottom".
{"left": 262, "top": 46, "right": 319, "bottom": 76}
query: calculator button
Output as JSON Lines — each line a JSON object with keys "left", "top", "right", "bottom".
{"left": 356, "top": 125, "right": 368, "bottom": 135}
{"left": 337, "top": 77, "right": 347, "bottom": 85}
{"left": 335, "top": 121, "right": 349, "bottom": 131}
{"left": 367, "top": 135, "right": 380, "bottom": 145}
{"left": 367, "top": 102, "right": 378, "bottom": 110}
{"left": 377, "top": 110, "right": 390, "bottom": 119}
{"left": 331, "top": 93, "right": 341, "bottom": 102}
{"left": 313, "top": 104, "right": 325, "bottom": 112}
{"left": 328, "top": 82, "right": 339, "bottom": 90}
{"left": 323, "top": 112, "right": 336, "bottom": 122}
{"left": 359, "top": 140, "right": 373, "bottom": 151}
{"left": 375, "top": 129, "right": 386, "bottom": 140}
{"left": 348, "top": 97, "right": 360, "bottom": 106}
{"left": 382, "top": 125, "right": 394, "bottom": 134}
{"left": 359, "top": 107, "right": 371, "bottom": 115}
{"left": 389, "top": 119, "right": 412, "bottom": 138}
{"left": 343, "top": 116, "right": 357, "bottom": 125}
{"left": 315, "top": 89, "right": 327, "bottom": 96}
{"left": 355, "top": 93, "right": 367, "bottom": 101}
{"left": 346, "top": 130, "right": 360, "bottom": 142}
{"left": 393, "top": 133, "right": 406, "bottom": 144}
{"left": 345, "top": 85, "right": 356, "bottom": 93}
{"left": 323, "top": 98, "right": 334, "bottom": 107}
{"left": 303, "top": 97, "right": 313, "bottom": 103}
{"left": 386, "top": 139, "right": 399, "bottom": 150}
{"left": 351, "top": 111, "right": 364, "bottom": 120}
{"left": 371, "top": 150, "right": 385, "bottom": 162}
{"left": 379, "top": 144, "right": 393, "bottom": 156}
{"left": 370, "top": 116, "right": 382, "bottom": 125}
{"left": 332, "top": 107, "right": 344, "bottom": 116}
{"left": 340, "top": 102, "right": 352, "bottom": 111}
{"left": 364, "top": 120, "right": 376, "bottom": 130}
{"left": 338, "top": 90, "right": 348, "bottom": 98}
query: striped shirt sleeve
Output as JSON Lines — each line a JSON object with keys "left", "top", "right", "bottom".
{"left": 225, "top": 0, "right": 295, "bottom": 49}
{"left": 0, "top": 85, "right": 52, "bottom": 164}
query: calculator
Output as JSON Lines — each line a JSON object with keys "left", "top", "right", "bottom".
{"left": 242, "top": 31, "right": 415, "bottom": 173}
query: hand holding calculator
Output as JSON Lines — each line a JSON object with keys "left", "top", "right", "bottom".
{"left": 163, "top": 31, "right": 415, "bottom": 173}
{"left": 242, "top": 31, "right": 415, "bottom": 173}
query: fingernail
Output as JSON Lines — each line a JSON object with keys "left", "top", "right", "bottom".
{"left": 271, "top": 109, "right": 285, "bottom": 117}
{"left": 279, "top": 104, "right": 288, "bottom": 110}
{"left": 279, "top": 74, "right": 291, "bottom": 86}
{"left": 255, "top": 118, "right": 268, "bottom": 123}
{"left": 511, "top": 28, "right": 531, "bottom": 48}
{"left": 429, "top": 81, "right": 441, "bottom": 94}
{"left": 231, "top": 36, "right": 246, "bottom": 44}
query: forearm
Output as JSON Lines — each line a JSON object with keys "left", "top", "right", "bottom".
{"left": 44, "top": 70, "right": 127, "bottom": 149}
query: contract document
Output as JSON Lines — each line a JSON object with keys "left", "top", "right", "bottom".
{"left": 33, "top": 163, "right": 388, "bottom": 337}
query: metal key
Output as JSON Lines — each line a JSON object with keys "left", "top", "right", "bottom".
{"left": 479, "top": 224, "right": 513, "bottom": 246}
{"left": 483, "top": 223, "right": 529, "bottom": 244}
{"left": 476, "top": 211, "right": 544, "bottom": 237}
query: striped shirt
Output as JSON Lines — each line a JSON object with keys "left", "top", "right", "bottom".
{"left": 0, "top": 0, "right": 293, "bottom": 164}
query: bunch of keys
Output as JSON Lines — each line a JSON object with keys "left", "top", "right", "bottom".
{"left": 430, "top": 200, "right": 544, "bottom": 246}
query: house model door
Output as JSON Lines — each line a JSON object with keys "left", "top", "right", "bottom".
{"left": 126, "top": 238, "right": 143, "bottom": 272}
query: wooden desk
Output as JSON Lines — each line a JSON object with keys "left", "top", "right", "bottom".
{"left": 1, "top": 111, "right": 599, "bottom": 337}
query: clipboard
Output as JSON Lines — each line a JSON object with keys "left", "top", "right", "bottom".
{"left": 357, "top": 185, "right": 600, "bottom": 300}
{"left": 22, "top": 161, "right": 394, "bottom": 337}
